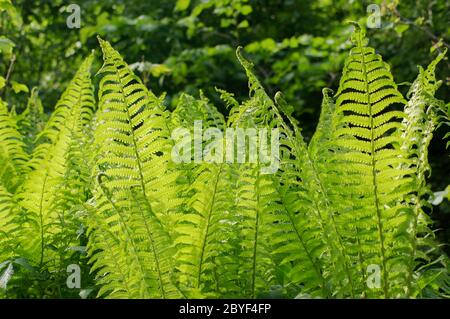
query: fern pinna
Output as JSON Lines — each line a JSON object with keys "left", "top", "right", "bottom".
{"left": 0, "top": 24, "right": 449, "bottom": 299}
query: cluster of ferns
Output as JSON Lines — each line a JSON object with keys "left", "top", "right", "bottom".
{"left": 0, "top": 24, "right": 449, "bottom": 299}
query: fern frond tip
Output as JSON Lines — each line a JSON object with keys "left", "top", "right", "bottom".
{"left": 236, "top": 46, "right": 253, "bottom": 70}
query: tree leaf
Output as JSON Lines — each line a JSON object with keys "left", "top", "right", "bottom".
{"left": 11, "top": 81, "right": 29, "bottom": 94}
{"left": 0, "top": 37, "right": 15, "bottom": 55}
{"left": 175, "top": 0, "right": 190, "bottom": 12}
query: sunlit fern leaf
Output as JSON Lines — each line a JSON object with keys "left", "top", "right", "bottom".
{"left": 0, "top": 185, "right": 16, "bottom": 267}
{"left": 0, "top": 261, "right": 14, "bottom": 290}
{"left": 86, "top": 200, "right": 139, "bottom": 298}
{"left": 28, "top": 56, "right": 95, "bottom": 170}
{"left": 169, "top": 92, "right": 226, "bottom": 216}
{"left": 94, "top": 37, "right": 181, "bottom": 221}
{"left": 16, "top": 88, "right": 47, "bottom": 154}
{"left": 274, "top": 92, "right": 359, "bottom": 298}
{"left": 88, "top": 38, "right": 180, "bottom": 298}
{"left": 173, "top": 48, "right": 283, "bottom": 298}
{"left": 272, "top": 93, "right": 333, "bottom": 296}
{"left": 35, "top": 61, "right": 94, "bottom": 146}
{"left": 88, "top": 176, "right": 178, "bottom": 298}
{"left": 170, "top": 93, "right": 242, "bottom": 298}
{"left": 174, "top": 162, "right": 240, "bottom": 298}
{"left": 331, "top": 22, "right": 414, "bottom": 298}
{"left": 13, "top": 54, "right": 95, "bottom": 270}
{"left": 215, "top": 87, "right": 239, "bottom": 110}
{"left": 0, "top": 100, "right": 28, "bottom": 192}
{"left": 227, "top": 48, "right": 291, "bottom": 298}
{"left": 400, "top": 49, "right": 450, "bottom": 297}
{"left": 171, "top": 92, "right": 225, "bottom": 131}
{"left": 235, "top": 164, "right": 280, "bottom": 298}
{"left": 234, "top": 48, "right": 358, "bottom": 297}
{"left": 309, "top": 88, "right": 336, "bottom": 161}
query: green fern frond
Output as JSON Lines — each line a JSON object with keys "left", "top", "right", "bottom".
{"left": 28, "top": 55, "right": 95, "bottom": 170}
{"left": 174, "top": 162, "right": 239, "bottom": 297}
{"left": 215, "top": 87, "right": 239, "bottom": 110}
{"left": 0, "top": 100, "right": 28, "bottom": 192}
{"left": 276, "top": 91, "right": 366, "bottom": 298}
{"left": 400, "top": 49, "right": 450, "bottom": 297}
{"left": 331, "top": 23, "right": 415, "bottom": 298}
{"left": 16, "top": 88, "right": 47, "bottom": 154}
{"left": 88, "top": 176, "right": 178, "bottom": 298}
{"left": 309, "top": 88, "right": 336, "bottom": 160}
{"left": 233, "top": 49, "right": 355, "bottom": 298}
{"left": 0, "top": 185, "right": 16, "bottom": 266}
{"left": 171, "top": 92, "right": 225, "bottom": 131}
{"left": 95, "top": 37, "right": 181, "bottom": 218}
{"left": 13, "top": 54, "right": 95, "bottom": 270}
{"left": 174, "top": 48, "right": 284, "bottom": 298}
{"left": 87, "top": 38, "right": 181, "bottom": 298}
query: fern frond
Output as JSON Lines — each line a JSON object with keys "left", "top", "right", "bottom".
{"left": 16, "top": 88, "right": 47, "bottom": 153}
{"left": 87, "top": 38, "right": 180, "bottom": 298}
{"left": 13, "top": 54, "right": 95, "bottom": 270}
{"left": 228, "top": 48, "right": 334, "bottom": 298}
{"left": 174, "top": 48, "right": 284, "bottom": 298}
{"left": 400, "top": 49, "right": 450, "bottom": 297}
{"left": 171, "top": 92, "right": 225, "bottom": 130}
{"left": 276, "top": 91, "right": 368, "bottom": 298}
{"left": 0, "top": 185, "right": 16, "bottom": 267}
{"left": 174, "top": 162, "right": 240, "bottom": 297}
{"left": 331, "top": 23, "right": 414, "bottom": 298}
{"left": 0, "top": 100, "right": 28, "bottom": 192}
{"left": 89, "top": 176, "right": 177, "bottom": 298}
{"left": 309, "top": 88, "right": 336, "bottom": 160}
{"left": 95, "top": 37, "right": 181, "bottom": 219}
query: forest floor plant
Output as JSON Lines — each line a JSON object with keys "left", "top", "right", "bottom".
{"left": 0, "top": 23, "right": 449, "bottom": 299}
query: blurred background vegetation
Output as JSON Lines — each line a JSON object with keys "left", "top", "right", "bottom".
{"left": 1, "top": 0, "right": 449, "bottom": 249}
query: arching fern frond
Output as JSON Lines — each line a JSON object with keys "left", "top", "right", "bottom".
{"left": 237, "top": 47, "right": 357, "bottom": 297}
{"left": 13, "top": 54, "right": 95, "bottom": 271}
{"left": 87, "top": 38, "right": 180, "bottom": 298}
{"left": 171, "top": 92, "right": 225, "bottom": 131}
{"left": 174, "top": 162, "right": 240, "bottom": 298}
{"left": 0, "top": 100, "right": 28, "bottom": 192}
{"left": 94, "top": 37, "right": 181, "bottom": 219}
{"left": 16, "top": 88, "right": 47, "bottom": 154}
{"left": 400, "top": 49, "right": 450, "bottom": 297}
{"left": 0, "top": 185, "right": 16, "bottom": 266}
{"left": 331, "top": 23, "right": 413, "bottom": 298}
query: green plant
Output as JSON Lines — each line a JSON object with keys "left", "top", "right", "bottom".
{"left": 0, "top": 24, "right": 449, "bottom": 299}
